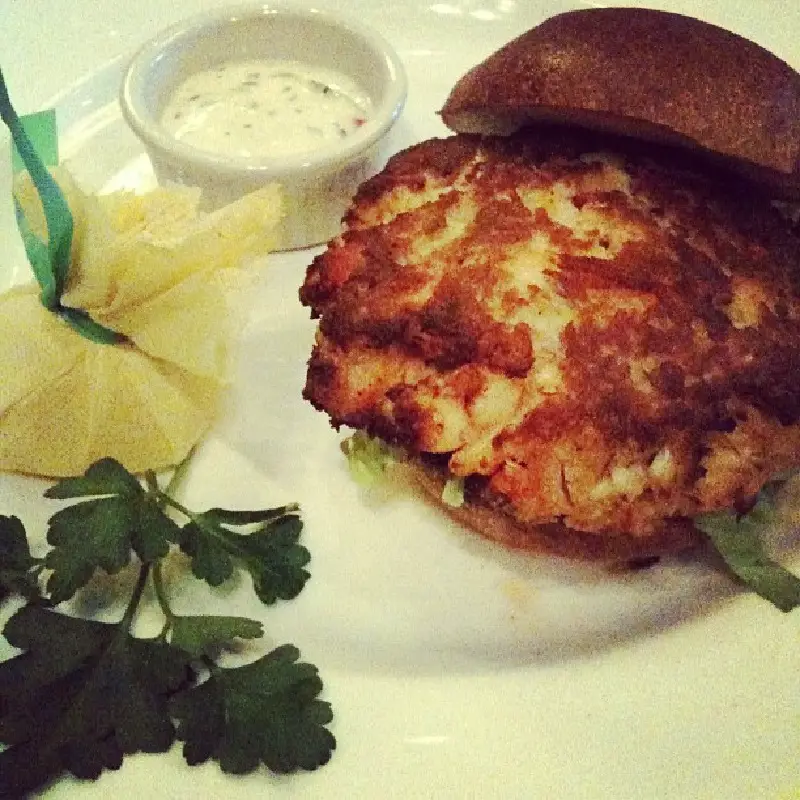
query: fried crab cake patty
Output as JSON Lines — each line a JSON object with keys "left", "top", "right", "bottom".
{"left": 300, "top": 131, "right": 800, "bottom": 557}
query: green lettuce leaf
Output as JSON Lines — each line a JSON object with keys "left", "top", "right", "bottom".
{"left": 340, "top": 431, "right": 402, "bottom": 487}
{"left": 441, "top": 476, "right": 465, "bottom": 508}
{"left": 695, "top": 486, "right": 800, "bottom": 612}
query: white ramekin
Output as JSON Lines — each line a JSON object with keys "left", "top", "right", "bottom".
{"left": 120, "top": 3, "right": 407, "bottom": 249}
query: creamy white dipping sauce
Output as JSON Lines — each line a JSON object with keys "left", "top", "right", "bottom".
{"left": 160, "top": 59, "right": 371, "bottom": 158}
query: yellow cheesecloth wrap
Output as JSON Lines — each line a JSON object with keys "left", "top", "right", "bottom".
{"left": 0, "top": 169, "right": 282, "bottom": 476}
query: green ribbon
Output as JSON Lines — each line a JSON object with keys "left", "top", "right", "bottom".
{"left": 0, "top": 68, "right": 125, "bottom": 344}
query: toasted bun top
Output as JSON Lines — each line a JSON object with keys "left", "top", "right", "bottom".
{"left": 440, "top": 8, "right": 800, "bottom": 197}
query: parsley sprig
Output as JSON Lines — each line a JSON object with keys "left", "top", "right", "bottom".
{"left": 0, "top": 458, "right": 335, "bottom": 797}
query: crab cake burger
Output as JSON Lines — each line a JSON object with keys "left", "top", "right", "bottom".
{"left": 300, "top": 8, "right": 800, "bottom": 561}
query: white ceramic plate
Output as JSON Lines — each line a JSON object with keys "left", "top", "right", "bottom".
{"left": 1, "top": 1, "right": 799, "bottom": 798}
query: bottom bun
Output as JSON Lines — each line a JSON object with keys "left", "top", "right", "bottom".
{"left": 409, "top": 459, "right": 700, "bottom": 564}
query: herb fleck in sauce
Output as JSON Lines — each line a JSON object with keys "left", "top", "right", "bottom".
{"left": 160, "top": 60, "right": 370, "bottom": 157}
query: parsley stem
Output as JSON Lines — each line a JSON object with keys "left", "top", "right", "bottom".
{"left": 121, "top": 563, "right": 150, "bottom": 631}
{"left": 152, "top": 562, "right": 175, "bottom": 640}
{"left": 165, "top": 446, "right": 196, "bottom": 497}
{"left": 200, "top": 653, "right": 221, "bottom": 679}
{"left": 144, "top": 470, "right": 160, "bottom": 496}
{"left": 153, "top": 492, "right": 195, "bottom": 521}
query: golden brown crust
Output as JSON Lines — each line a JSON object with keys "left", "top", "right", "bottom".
{"left": 440, "top": 8, "right": 800, "bottom": 197}
{"left": 301, "top": 131, "right": 800, "bottom": 559}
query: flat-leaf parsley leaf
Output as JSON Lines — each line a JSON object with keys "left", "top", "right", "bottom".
{"left": 171, "top": 644, "right": 335, "bottom": 774}
{"left": 43, "top": 459, "right": 182, "bottom": 603}
{"left": 178, "top": 506, "right": 310, "bottom": 604}
{"left": 0, "top": 595, "right": 193, "bottom": 796}
{"left": 169, "top": 615, "right": 264, "bottom": 659}
{"left": 0, "top": 515, "right": 41, "bottom": 601}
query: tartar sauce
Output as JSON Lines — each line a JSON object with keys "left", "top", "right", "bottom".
{"left": 160, "top": 59, "right": 371, "bottom": 158}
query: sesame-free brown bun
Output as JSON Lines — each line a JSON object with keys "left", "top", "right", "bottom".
{"left": 440, "top": 8, "right": 800, "bottom": 198}
{"left": 408, "top": 457, "right": 699, "bottom": 562}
